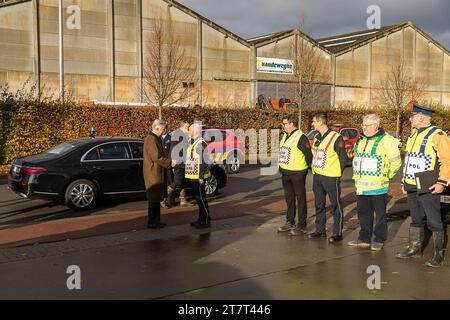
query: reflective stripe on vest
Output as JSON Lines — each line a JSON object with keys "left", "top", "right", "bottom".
{"left": 185, "top": 138, "right": 211, "bottom": 180}
{"left": 279, "top": 130, "right": 308, "bottom": 171}
{"left": 403, "top": 126, "right": 440, "bottom": 186}
{"left": 312, "top": 132, "right": 341, "bottom": 177}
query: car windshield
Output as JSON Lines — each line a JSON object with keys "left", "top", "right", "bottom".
{"left": 45, "top": 141, "right": 81, "bottom": 155}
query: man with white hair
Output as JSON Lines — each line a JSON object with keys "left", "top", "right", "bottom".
{"left": 185, "top": 122, "right": 212, "bottom": 229}
{"left": 348, "top": 114, "right": 402, "bottom": 251}
{"left": 143, "top": 119, "right": 176, "bottom": 229}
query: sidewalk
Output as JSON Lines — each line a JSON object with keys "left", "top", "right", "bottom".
{"left": 0, "top": 184, "right": 406, "bottom": 249}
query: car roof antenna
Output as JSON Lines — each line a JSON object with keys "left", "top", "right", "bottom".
{"left": 90, "top": 127, "right": 96, "bottom": 139}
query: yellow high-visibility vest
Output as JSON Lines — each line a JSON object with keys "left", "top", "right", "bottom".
{"left": 185, "top": 138, "right": 211, "bottom": 180}
{"left": 353, "top": 133, "right": 402, "bottom": 195}
{"left": 312, "top": 131, "right": 341, "bottom": 177}
{"left": 279, "top": 130, "right": 309, "bottom": 172}
{"left": 403, "top": 126, "right": 443, "bottom": 186}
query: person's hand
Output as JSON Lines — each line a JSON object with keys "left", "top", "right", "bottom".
{"left": 430, "top": 183, "right": 445, "bottom": 195}
{"left": 171, "top": 160, "right": 177, "bottom": 167}
{"left": 199, "top": 179, "right": 205, "bottom": 185}
{"left": 401, "top": 185, "right": 407, "bottom": 195}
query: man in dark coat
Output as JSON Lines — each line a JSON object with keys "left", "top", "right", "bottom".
{"left": 143, "top": 119, "right": 176, "bottom": 229}
{"left": 160, "top": 125, "right": 173, "bottom": 209}
{"left": 166, "top": 121, "right": 190, "bottom": 207}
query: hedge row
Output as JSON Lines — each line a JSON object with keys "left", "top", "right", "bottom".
{"left": 1, "top": 97, "right": 449, "bottom": 175}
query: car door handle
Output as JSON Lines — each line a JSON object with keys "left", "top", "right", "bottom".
{"left": 93, "top": 166, "right": 104, "bottom": 170}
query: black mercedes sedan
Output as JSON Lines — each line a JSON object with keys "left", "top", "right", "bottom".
{"left": 8, "top": 137, "right": 227, "bottom": 210}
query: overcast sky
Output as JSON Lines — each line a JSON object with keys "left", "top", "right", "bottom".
{"left": 178, "top": 0, "right": 450, "bottom": 49}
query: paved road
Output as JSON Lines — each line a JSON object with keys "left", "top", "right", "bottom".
{"left": 0, "top": 165, "right": 403, "bottom": 229}
{"left": 0, "top": 210, "right": 448, "bottom": 300}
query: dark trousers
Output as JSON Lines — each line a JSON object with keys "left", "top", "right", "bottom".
{"left": 408, "top": 192, "right": 444, "bottom": 232}
{"left": 313, "top": 174, "right": 344, "bottom": 236}
{"left": 191, "top": 180, "right": 210, "bottom": 224}
{"left": 148, "top": 202, "right": 161, "bottom": 224}
{"left": 166, "top": 167, "right": 174, "bottom": 189}
{"left": 357, "top": 194, "right": 388, "bottom": 243}
{"left": 281, "top": 174, "right": 307, "bottom": 228}
{"left": 167, "top": 165, "right": 186, "bottom": 206}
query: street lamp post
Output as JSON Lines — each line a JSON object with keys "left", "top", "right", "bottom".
{"left": 59, "top": 0, "right": 64, "bottom": 104}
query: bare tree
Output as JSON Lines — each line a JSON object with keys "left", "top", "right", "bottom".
{"left": 290, "top": 15, "right": 330, "bottom": 127}
{"left": 375, "top": 60, "right": 427, "bottom": 138}
{"left": 143, "top": 15, "right": 197, "bottom": 119}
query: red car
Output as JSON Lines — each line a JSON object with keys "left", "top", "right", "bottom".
{"left": 307, "top": 125, "right": 360, "bottom": 159}
{"left": 202, "top": 129, "right": 245, "bottom": 174}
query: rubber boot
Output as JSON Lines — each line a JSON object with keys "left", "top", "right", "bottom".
{"left": 425, "top": 231, "right": 445, "bottom": 268}
{"left": 396, "top": 227, "right": 423, "bottom": 259}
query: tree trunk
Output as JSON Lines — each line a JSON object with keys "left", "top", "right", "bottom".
{"left": 298, "top": 109, "right": 302, "bottom": 131}
{"left": 396, "top": 109, "right": 401, "bottom": 139}
{"left": 158, "top": 105, "right": 162, "bottom": 120}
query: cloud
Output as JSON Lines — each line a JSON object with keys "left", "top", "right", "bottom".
{"left": 177, "top": 0, "right": 450, "bottom": 49}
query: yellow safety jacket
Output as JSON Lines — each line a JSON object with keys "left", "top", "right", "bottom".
{"left": 403, "top": 126, "right": 444, "bottom": 186}
{"left": 279, "top": 130, "right": 309, "bottom": 172}
{"left": 312, "top": 131, "right": 342, "bottom": 177}
{"left": 185, "top": 138, "right": 211, "bottom": 180}
{"left": 352, "top": 132, "right": 402, "bottom": 195}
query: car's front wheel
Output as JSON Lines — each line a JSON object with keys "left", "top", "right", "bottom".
{"left": 65, "top": 179, "right": 98, "bottom": 210}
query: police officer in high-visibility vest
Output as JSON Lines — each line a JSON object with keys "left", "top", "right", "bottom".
{"left": 348, "top": 114, "right": 402, "bottom": 251}
{"left": 185, "top": 123, "right": 212, "bottom": 229}
{"left": 309, "top": 113, "right": 348, "bottom": 243}
{"left": 277, "top": 115, "right": 313, "bottom": 235}
{"left": 396, "top": 104, "right": 450, "bottom": 268}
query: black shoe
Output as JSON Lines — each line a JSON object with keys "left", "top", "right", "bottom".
{"left": 290, "top": 226, "right": 308, "bottom": 236}
{"left": 308, "top": 232, "right": 327, "bottom": 239}
{"left": 328, "top": 235, "right": 343, "bottom": 243}
{"left": 147, "top": 222, "right": 167, "bottom": 229}
{"left": 191, "top": 222, "right": 211, "bottom": 229}
{"left": 278, "top": 222, "right": 294, "bottom": 233}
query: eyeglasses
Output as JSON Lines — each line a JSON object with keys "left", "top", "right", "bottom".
{"left": 282, "top": 122, "right": 290, "bottom": 126}
{"left": 361, "top": 123, "right": 376, "bottom": 128}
